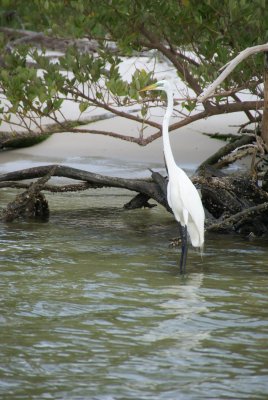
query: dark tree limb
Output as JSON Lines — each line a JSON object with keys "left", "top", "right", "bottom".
{"left": 0, "top": 163, "right": 150, "bottom": 189}
{"left": 0, "top": 166, "right": 56, "bottom": 222}
{"left": 197, "top": 134, "right": 255, "bottom": 172}
{"left": 200, "top": 172, "right": 268, "bottom": 235}
{"left": 207, "top": 202, "right": 268, "bottom": 233}
{"left": 0, "top": 181, "right": 93, "bottom": 192}
{"left": 124, "top": 193, "right": 156, "bottom": 210}
{"left": 0, "top": 164, "right": 169, "bottom": 210}
{"left": 1, "top": 164, "right": 268, "bottom": 237}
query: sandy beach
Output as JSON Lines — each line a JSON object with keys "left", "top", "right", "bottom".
{"left": 0, "top": 109, "right": 249, "bottom": 175}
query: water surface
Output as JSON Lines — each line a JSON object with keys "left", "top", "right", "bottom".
{"left": 1, "top": 167, "right": 268, "bottom": 399}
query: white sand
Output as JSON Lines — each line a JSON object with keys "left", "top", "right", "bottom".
{"left": 0, "top": 110, "right": 249, "bottom": 174}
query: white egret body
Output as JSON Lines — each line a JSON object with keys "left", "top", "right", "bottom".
{"left": 140, "top": 80, "right": 205, "bottom": 272}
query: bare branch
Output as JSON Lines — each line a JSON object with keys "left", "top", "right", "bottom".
{"left": 1, "top": 98, "right": 263, "bottom": 149}
{"left": 0, "top": 165, "right": 169, "bottom": 211}
{"left": 66, "top": 87, "right": 161, "bottom": 129}
{"left": 207, "top": 202, "right": 268, "bottom": 232}
{"left": 0, "top": 181, "right": 93, "bottom": 192}
{"left": 141, "top": 100, "right": 264, "bottom": 145}
{"left": 198, "top": 43, "right": 268, "bottom": 102}
{"left": 197, "top": 134, "right": 255, "bottom": 171}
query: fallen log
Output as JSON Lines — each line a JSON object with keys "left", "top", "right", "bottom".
{"left": 0, "top": 165, "right": 170, "bottom": 223}
{"left": 1, "top": 164, "right": 268, "bottom": 237}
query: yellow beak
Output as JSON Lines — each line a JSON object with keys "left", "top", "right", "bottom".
{"left": 139, "top": 83, "right": 157, "bottom": 92}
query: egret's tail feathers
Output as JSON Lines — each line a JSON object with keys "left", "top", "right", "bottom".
{"left": 199, "top": 243, "right": 204, "bottom": 258}
{"left": 188, "top": 220, "right": 204, "bottom": 249}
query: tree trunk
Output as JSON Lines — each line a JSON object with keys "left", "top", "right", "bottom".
{"left": 261, "top": 52, "right": 268, "bottom": 147}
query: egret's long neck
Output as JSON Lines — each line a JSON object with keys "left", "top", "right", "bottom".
{"left": 162, "top": 89, "right": 176, "bottom": 172}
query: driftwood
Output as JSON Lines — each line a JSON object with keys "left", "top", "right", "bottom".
{"left": 198, "top": 172, "right": 268, "bottom": 235}
{"left": 0, "top": 166, "right": 56, "bottom": 222}
{"left": 1, "top": 164, "right": 268, "bottom": 237}
{"left": 0, "top": 165, "right": 169, "bottom": 220}
{"left": 0, "top": 164, "right": 168, "bottom": 206}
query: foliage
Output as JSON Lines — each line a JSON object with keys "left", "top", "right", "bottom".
{"left": 2, "top": 133, "right": 51, "bottom": 149}
{"left": 0, "top": 0, "right": 267, "bottom": 146}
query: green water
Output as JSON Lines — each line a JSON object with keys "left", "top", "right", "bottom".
{"left": 1, "top": 188, "right": 268, "bottom": 399}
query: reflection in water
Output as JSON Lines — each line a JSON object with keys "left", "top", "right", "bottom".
{"left": 139, "top": 273, "right": 210, "bottom": 349}
{"left": 1, "top": 188, "right": 268, "bottom": 399}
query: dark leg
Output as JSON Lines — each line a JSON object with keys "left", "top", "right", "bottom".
{"left": 179, "top": 225, "right": 188, "bottom": 274}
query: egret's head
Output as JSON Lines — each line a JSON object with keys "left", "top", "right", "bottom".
{"left": 139, "top": 79, "right": 170, "bottom": 93}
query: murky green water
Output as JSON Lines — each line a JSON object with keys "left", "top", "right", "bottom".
{"left": 1, "top": 187, "right": 268, "bottom": 399}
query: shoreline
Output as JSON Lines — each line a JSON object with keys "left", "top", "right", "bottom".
{"left": 0, "top": 112, "right": 248, "bottom": 173}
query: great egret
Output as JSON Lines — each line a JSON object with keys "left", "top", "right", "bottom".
{"left": 140, "top": 80, "right": 205, "bottom": 273}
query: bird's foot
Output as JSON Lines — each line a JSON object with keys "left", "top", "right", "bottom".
{"left": 169, "top": 237, "right": 180, "bottom": 248}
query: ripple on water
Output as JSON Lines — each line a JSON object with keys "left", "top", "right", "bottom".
{"left": 1, "top": 191, "right": 268, "bottom": 399}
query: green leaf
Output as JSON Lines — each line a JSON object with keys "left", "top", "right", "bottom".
{"left": 79, "top": 101, "right": 89, "bottom": 113}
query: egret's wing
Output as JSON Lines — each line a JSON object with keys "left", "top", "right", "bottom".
{"left": 166, "top": 181, "right": 173, "bottom": 210}
{"left": 176, "top": 169, "right": 205, "bottom": 248}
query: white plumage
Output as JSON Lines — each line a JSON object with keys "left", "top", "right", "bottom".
{"left": 140, "top": 80, "right": 205, "bottom": 272}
